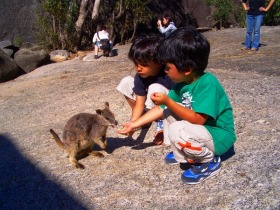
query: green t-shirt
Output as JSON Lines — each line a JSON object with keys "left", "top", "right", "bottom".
{"left": 165, "top": 72, "right": 236, "bottom": 155}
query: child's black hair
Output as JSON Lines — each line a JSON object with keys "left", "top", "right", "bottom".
{"left": 158, "top": 26, "right": 210, "bottom": 76}
{"left": 161, "top": 13, "right": 172, "bottom": 25}
{"left": 100, "top": 25, "right": 107, "bottom": 31}
{"left": 128, "top": 33, "right": 163, "bottom": 65}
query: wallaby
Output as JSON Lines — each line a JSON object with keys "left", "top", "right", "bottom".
{"left": 50, "top": 102, "right": 118, "bottom": 169}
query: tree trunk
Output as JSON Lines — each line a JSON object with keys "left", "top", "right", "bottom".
{"left": 74, "top": 0, "right": 89, "bottom": 48}
{"left": 92, "top": 0, "right": 101, "bottom": 20}
{"left": 129, "top": 20, "right": 137, "bottom": 42}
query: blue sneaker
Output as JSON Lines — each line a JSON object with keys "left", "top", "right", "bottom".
{"left": 164, "top": 152, "right": 179, "bottom": 165}
{"left": 181, "top": 156, "right": 221, "bottom": 184}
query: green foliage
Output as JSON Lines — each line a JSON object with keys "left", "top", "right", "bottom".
{"left": 264, "top": 0, "right": 280, "bottom": 26}
{"left": 108, "top": 0, "right": 154, "bottom": 44}
{"left": 37, "top": 0, "right": 79, "bottom": 50}
{"left": 206, "top": 0, "right": 234, "bottom": 27}
{"left": 128, "top": 0, "right": 153, "bottom": 24}
{"left": 233, "top": 5, "right": 247, "bottom": 28}
{"left": 13, "top": 36, "right": 23, "bottom": 47}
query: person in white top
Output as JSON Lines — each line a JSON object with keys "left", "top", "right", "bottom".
{"left": 157, "top": 14, "right": 177, "bottom": 37}
{"left": 92, "top": 25, "right": 112, "bottom": 59}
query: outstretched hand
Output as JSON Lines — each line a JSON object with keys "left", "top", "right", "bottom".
{"left": 117, "top": 121, "right": 135, "bottom": 136}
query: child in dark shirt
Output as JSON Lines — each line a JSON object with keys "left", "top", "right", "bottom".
{"left": 116, "top": 34, "right": 174, "bottom": 145}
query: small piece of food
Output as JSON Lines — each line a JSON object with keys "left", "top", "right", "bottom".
{"left": 119, "top": 126, "right": 128, "bottom": 131}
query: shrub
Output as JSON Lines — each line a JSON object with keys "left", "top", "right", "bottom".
{"left": 206, "top": 0, "right": 234, "bottom": 27}
{"left": 264, "top": 0, "right": 280, "bottom": 26}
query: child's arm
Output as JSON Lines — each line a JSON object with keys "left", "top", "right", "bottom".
{"left": 151, "top": 93, "right": 208, "bottom": 125}
{"left": 130, "top": 95, "right": 146, "bottom": 122}
{"left": 118, "top": 106, "right": 163, "bottom": 135}
{"left": 242, "top": 1, "right": 249, "bottom": 11}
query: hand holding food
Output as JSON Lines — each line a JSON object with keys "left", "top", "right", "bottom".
{"left": 117, "top": 122, "right": 134, "bottom": 136}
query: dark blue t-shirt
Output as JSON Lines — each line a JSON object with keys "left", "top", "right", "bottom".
{"left": 243, "top": 0, "right": 266, "bottom": 15}
{"left": 133, "top": 69, "right": 175, "bottom": 96}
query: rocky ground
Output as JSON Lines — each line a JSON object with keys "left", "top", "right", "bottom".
{"left": 0, "top": 26, "right": 279, "bottom": 210}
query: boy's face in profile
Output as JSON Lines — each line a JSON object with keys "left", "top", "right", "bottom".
{"left": 134, "top": 62, "right": 162, "bottom": 78}
{"left": 164, "top": 63, "right": 188, "bottom": 83}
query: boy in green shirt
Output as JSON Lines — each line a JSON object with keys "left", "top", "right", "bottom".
{"left": 118, "top": 26, "right": 236, "bottom": 184}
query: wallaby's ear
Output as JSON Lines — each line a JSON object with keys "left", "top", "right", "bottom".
{"left": 96, "top": 109, "right": 102, "bottom": 115}
{"left": 105, "top": 102, "right": 109, "bottom": 107}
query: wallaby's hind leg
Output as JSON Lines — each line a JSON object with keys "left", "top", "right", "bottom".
{"left": 83, "top": 145, "right": 104, "bottom": 158}
{"left": 88, "top": 151, "right": 104, "bottom": 157}
{"left": 68, "top": 150, "right": 85, "bottom": 169}
{"left": 102, "top": 134, "right": 107, "bottom": 148}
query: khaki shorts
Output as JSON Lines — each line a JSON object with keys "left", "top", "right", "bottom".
{"left": 163, "top": 107, "right": 214, "bottom": 163}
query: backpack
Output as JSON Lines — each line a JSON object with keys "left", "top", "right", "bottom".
{"left": 97, "top": 32, "right": 110, "bottom": 50}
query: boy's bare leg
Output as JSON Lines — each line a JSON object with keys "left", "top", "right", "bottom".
{"left": 94, "top": 45, "right": 99, "bottom": 58}
{"left": 125, "top": 95, "right": 136, "bottom": 110}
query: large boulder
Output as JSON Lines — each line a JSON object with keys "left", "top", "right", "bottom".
{"left": 0, "top": 48, "right": 24, "bottom": 83}
{"left": 14, "top": 43, "right": 50, "bottom": 73}
{"left": 0, "top": 0, "right": 40, "bottom": 43}
{"left": 0, "top": 41, "right": 20, "bottom": 58}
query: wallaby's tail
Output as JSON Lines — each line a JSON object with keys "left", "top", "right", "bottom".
{"left": 50, "top": 129, "right": 65, "bottom": 149}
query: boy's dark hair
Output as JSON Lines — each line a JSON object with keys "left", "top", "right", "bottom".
{"left": 128, "top": 33, "right": 163, "bottom": 65}
{"left": 158, "top": 26, "right": 210, "bottom": 76}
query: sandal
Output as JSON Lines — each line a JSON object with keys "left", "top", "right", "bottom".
{"left": 241, "top": 47, "right": 250, "bottom": 51}
{"left": 153, "top": 130, "right": 164, "bottom": 145}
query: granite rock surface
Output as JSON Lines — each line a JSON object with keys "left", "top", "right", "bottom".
{"left": 0, "top": 26, "right": 279, "bottom": 210}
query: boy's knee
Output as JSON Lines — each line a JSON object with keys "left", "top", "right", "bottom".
{"left": 116, "top": 76, "right": 135, "bottom": 99}
{"left": 119, "top": 76, "right": 134, "bottom": 86}
{"left": 168, "top": 124, "right": 214, "bottom": 162}
{"left": 117, "top": 76, "right": 134, "bottom": 91}
{"left": 147, "top": 83, "right": 169, "bottom": 94}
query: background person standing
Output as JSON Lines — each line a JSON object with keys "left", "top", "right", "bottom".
{"left": 241, "top": 0, "right": 275, "bottom": 51}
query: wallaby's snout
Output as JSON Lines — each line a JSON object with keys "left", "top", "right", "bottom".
{"left": 101, "top": 102, "right": 118, "bottom": 127}
{"left": 113, "top": 120, "right": 118, "bottom": 126}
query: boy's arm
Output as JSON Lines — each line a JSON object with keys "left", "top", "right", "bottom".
{"left": 151, "top": 93, "right": 208, "bottom": 125}
{"left": 118, "top": 106, "right": 163, "bottom": 135}
{"left": 167, "top": 99, "right": 208, "bottom": 125}
{"left": 130, "top": 95, "right": 146, "bottom": 122}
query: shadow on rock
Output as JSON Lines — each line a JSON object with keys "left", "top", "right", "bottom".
{"left": 221, "top": 146, "right": 235, "bottom": 162}
{"left": 106, "top": 125, "right": 157, "bottom": 153}
{"left": 0, "top": 134, "right": 89, "bottom": 210}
